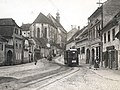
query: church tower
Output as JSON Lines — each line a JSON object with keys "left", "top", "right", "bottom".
{"left": 56, "top": 12, "right": 60, "bottom": 23}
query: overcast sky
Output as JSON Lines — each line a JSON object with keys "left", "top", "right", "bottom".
{"left": 0, "top": 0, "right": 107, "bottom": 31}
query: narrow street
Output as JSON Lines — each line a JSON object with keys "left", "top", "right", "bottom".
{"left": 0, "top": 56, "right": 120, "bottom": 90}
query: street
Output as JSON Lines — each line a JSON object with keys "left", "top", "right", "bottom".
{"left": 0, "top": 56, "right": 120, "bottom": 90}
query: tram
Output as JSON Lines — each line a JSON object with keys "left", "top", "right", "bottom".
{"left": 64, "top": 49, "right": 79, "bottom": 66}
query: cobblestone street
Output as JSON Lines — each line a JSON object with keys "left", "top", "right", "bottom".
{"left": 0, "top": 56, "right": 120, "bottom": 90}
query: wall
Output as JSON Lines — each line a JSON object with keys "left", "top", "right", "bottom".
{"left": 102, "top": 26, "right": 119, "bottom": 52}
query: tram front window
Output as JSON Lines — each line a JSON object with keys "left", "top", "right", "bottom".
{"left": 69, "top": 51, "right": 77, "bottom": 59}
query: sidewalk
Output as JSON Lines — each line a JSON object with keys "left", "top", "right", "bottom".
{"left": 57, "top": 56, "right": 120, "bottom": 81}
{"left": 88, "top": 66, "right": 120, "bottom": 81}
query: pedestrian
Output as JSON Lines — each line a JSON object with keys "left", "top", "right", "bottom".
{"left": 34, "top": 53, "right": 37, "bottom": 65}
{"left": 94, "top": 56, "right": 99, "bottom": 70}
{"left": 47, "top": 55, "right": 52, "bottom": 61}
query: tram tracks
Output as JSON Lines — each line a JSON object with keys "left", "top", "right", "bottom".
{"left": 18, "top": 65, "right": 80, "bottom": 90}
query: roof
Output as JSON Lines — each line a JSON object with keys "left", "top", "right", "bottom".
{"left": 80, "top": 26, "right": 88, "bottom": 36}
{"left": 102, "top": 11, "right": 120, "bottom": 32}
{"left": 67, "top": 28, "right": 78, "bottom": 41}
{"left": 88, "top": 6, "right": 102, "bottom": 20}
{"left": 0, "top": 35, "right": 8, "bottom": 42}
{"left": 33, "top": 12, "right": 55, "bottom": 27}
{"left": 47, "top": 13, "right": 67, "bottom": 33}
{"left": 0, "top": 18, "right": 20, "bottom": 37}
{"left": 0, "top": 26, "right": 14, "bottom": 37}
{"left": 21, "top": 24, "right": 31, "bottom": 31}
{"left": 33, "top": 37, "right": 48, "bottom": 48}
{"left": 0, "top": 18, "right": 19, "bottom": 27}
{"left": 67, "top": 27, "right": 84, "bottom": 44}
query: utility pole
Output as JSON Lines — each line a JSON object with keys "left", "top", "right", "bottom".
{"left": 97, "top": 0, "right": 104, "bottom": 67}
{"left": 97, "top": 0, "right": 103, "bottom": 7}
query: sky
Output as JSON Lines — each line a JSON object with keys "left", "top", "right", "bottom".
{"left": 0, "top": 0, "right": 107, "bottom": 32}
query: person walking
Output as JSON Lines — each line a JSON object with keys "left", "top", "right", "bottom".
{"left": 94, "top": 56, "right": 99, "bottom": 70}
{"left": 34, "top": 53, "right": 37, "bottom": 65}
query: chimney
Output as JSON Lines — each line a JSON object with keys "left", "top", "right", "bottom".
{"left": 56, "top": 12, "right": 60, "bottom": 22}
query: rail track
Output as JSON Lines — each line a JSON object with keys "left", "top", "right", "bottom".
{"left": 18, "top": 57, "right": 80, "bottom": 90}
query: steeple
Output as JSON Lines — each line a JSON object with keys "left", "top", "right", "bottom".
{"left": 56, "top": 11, "right": 60, "bottom": 23}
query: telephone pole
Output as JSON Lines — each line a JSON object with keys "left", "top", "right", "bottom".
{"left": 97, "top": 0, "right": 104, "bottom": 67}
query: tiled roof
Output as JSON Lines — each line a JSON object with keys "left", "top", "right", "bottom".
{"left": 0, "top": 18, "right": 18, "bottom": 26}
{"left": 47, "top": 13, "right": 67, "bottom": 33}
{"left": 67, "top": 28, "right": 84, "bottom": 44}
{"left": 0, "top": 18, "right": 19, "bottom": 37}
{"left": 33, "top": 12, "right": 55, "bottom": 27}
{"left": 21, "top": 24, "right": 31, "bottom": 31}
{"left": 0, "top": 26, "right": 14, "bottom": 37}
{"left": 67, "top": 28, "right": 78, "bottom": 41}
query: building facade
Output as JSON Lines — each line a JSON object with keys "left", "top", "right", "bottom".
{"left": 47, "top": 13, "right": 67, "bottom": 54}
{"left": 0, "top": 18, "right": 23, "bottom": 65}
{"left": 88, "top": 7, "right": 102, "bottom": 65}
{"left": 30, "top": 12, "right": 58, "bottom": 58}
{"left": 102, "top": 11, "right": 120, "bottom": 70}
{"left": 76, "top": 26, "right": 89, "bottom": 64}
{"left": 0, "top": 36, "right": 8, "bottom": 65}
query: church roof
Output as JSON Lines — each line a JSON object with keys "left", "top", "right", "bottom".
{"left": 47, "top": 13, "right": 67, "bottom": 33}
{"left": 33, "top": 12, "right": 55, "bottom": 27}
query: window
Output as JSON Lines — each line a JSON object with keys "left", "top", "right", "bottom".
{"left": 81, "top": 47, "right": 85, "bottom": 54}
{"left": 108, "top": 31, "right": 110, "bottom": 42}
{"left": 19, "top": 44, "right": 22, "bottom": 49}
{"left": 37, "top": 28, "right": 40, "bottom": 38}
{"left": 16, "top": 41, "right": 18, "bottom": 49}
{"left": 15, "top": 28, "right": 18, "bottom": 34}
{"left": 112, "top": 28, "right": 115, "bottom": 41}
{"left": 104, "top": 33, "right": 106, "bottom": 43}
{"left": 44, "top": 27, "right": 47, "bottom": 38}
{"left": 77, "top": 48, "right": 80, "bottom": 54}
{"left": 0, "top": 43, "right": 3, "bottom": 51}
{"left": 20, "top": 30, "right": 22, "bottom": 35}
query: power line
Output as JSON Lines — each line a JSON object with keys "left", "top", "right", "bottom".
{"left": 47, "top": 0, "right": 72, "bottom": 30}
{"left": 48, "top": 0, "right": 59, "bottom": 11}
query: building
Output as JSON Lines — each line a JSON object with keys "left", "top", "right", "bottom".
{"left": 0, "top": 18, "right": 23, "bottom": 65}
{"left": 88, "top": 6, "right": 103, "bottom": 65}
{"left": 102, "top": 11, "right": 120, "bottom": 70}
{"left": 103, "top": 0, "right": 120, "bottom": 27}
{"left": 66, "top": 28, "right": 80, "bottom": 50}
{"left": 47, "top": 12, "right": 67, "bottom": 55}
{"left": 21, "top": 24, "right": 31, "bottom": 63}
{"left": 0, "top": 36, "right": 8, "bottom": 65}
{"left": 67, "top": 26, "right": 79, "bottom": 41}
{"left": 30, "top": 12, "right": 57, "bottom": 58}
{"left": 21, "top": 23, "right": 31, "bottom": 38}
{"left": 76, "top": 26, "right": 89, "bottom": 64}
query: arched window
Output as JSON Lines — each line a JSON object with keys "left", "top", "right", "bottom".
{"left": 37, "top": 28, "right": 40, "bottom": 38}
{"left": 44, "top": 27, "right": 47, "bottom": 38}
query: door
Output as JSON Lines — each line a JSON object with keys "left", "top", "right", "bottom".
{"left": 6, "top": 50, "right": 13, "bottom": 65}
